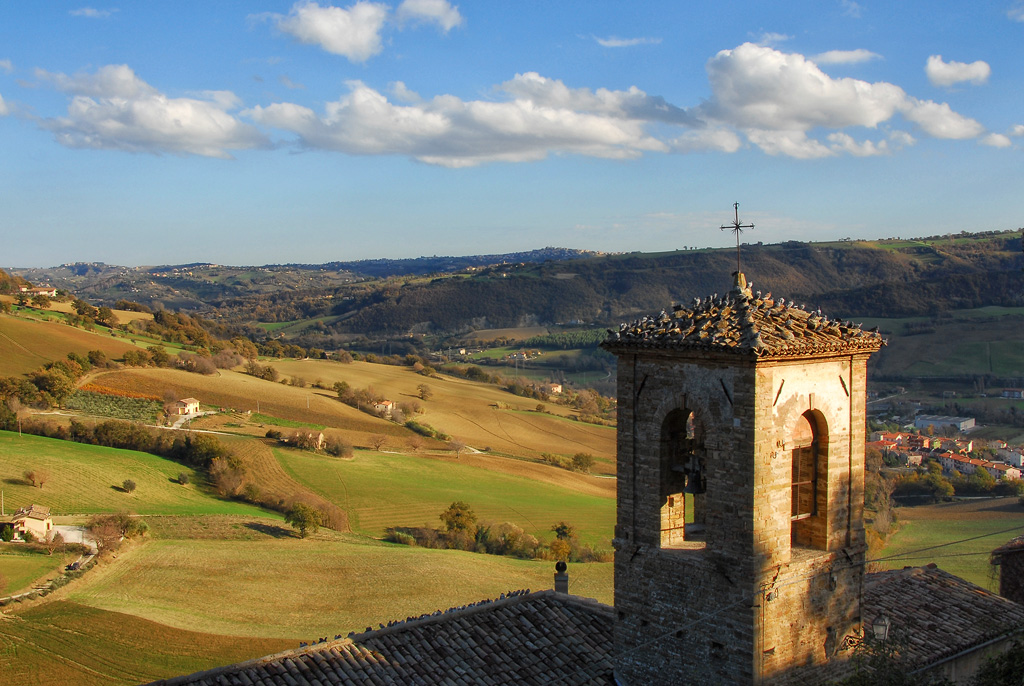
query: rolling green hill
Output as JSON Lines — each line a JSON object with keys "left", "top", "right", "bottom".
{"left": 0, "top": 431, "right": 271, "bottom": 518}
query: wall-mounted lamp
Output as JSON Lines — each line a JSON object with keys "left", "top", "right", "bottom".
{"left": 872, "top": 615, "right": 891, "bottom": 642}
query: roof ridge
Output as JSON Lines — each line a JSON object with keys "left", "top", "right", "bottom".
{"left": 347, "top": 588, "right": 535, "bottom": 642}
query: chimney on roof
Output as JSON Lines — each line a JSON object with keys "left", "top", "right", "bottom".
{"left": 554, "top": 561, "right": 568, "bottom": 594}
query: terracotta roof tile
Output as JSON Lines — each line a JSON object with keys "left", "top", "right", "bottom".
{"left": 862, "top": 564, "right": 1024, "bottom": 669}
{"left": 602, "top": 275, "right": 884, "bottom": 358}
{"left": 147, "top": 591, "right": 614, "bottom": 686}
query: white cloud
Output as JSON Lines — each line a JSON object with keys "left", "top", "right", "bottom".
{"left": 594, "top": 36, "right": 662, "bottom": 48}
{"left": 841, "top": 0, "right": 863, "bottom": 18}
{"left": 695, "top": 43, "right": 987, "bottom": 154}
{"left": 274, "top": 1, "right": 389, "bottom": 62}
{"left": 35, "top": 63, "right": 154, "bottom": 99}
{"left": 900, "top": 97, "right": 985, "bottom": 139}
{"left": 826, "top": 132, "right": 889, "bottom": 156}
{"left": 397, "top": 0, "right": 463, "bottom": 32}
{"left": 70, "top": 7, "right": 115, "bottom": 18}
{"left": 756, "top": 32, "right": 791, "bottom": 46}
{"left": 0, "top": 59, "right": 12, "bottom": 74}
{"left": 247, "top": 76, "right": 668, "bottom": 167}
{"left": 1010, "top": 125, "right": 1024, "bottom": 137}
{"left": 746, "top": 130, "right": 835, "bottom": 158}
{"left": 36, "top": 65, "right": 268, "bottom": 158}
{"left": 1009, "top": 2, "right": 1024, "bottom": 21}
{"left": 699, "top": 43, "right": 906, "bottom": 131}
{"left": 389, "top": 80, "right": 421, "bottom": 102}
{"left": 980, "top": 133, "right": 1012, "bottom": 148}
{"left": 926, "top": 55, "right": 990, "bottom": 87}
{"left": 668, "top": 128, "right": 742, "bottom": 153}
{"left": 888, "top": 130, "right": 917, "bottom": 148}
{"left": 0, "top": 94, "right": 8, "bottom": 116}
{"left": 813, "top": 49, "right": 881, "bottom": 65}
{"left": 241, "top": 42, "right": 993, "bottom": 165}
{"left": 279, "top": 74, "right": 305, "bottom": 90}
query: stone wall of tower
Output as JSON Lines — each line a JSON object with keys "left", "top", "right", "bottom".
{"left": 612, "top": 350, "right": 872, "bottom": 685}
{"left": 752, "top": 355, "right": 870, "bottom": 683}
{"left": 613, "top": 350, "right": 760, "bottom": 685}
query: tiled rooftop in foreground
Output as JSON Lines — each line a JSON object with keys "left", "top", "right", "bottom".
{"left": 148, "top": 590, "right": 615, "bottom": 686}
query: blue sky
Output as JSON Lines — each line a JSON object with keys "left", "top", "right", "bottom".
{"left": 1, "top": 1, "right": 1022, "bottom": 267}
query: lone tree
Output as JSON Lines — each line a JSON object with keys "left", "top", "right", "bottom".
{"left": 24, "top": 469, "right": 48, "bottom": 488}
{"left": 417, "top": 383, "right": 433, "bottom": 401}
{"left": 369, "top": 434, "right": 388, "bottom": 451}
{"left": 571, "top": 453, "right": 595, "bottom": 474}
{"left": 122, "top": 479, "right": 137, "bottom": 493}
{"left": 449, "top": 440, "right": 467, "bottom": 459}
{"left": 285, "top": 503, "right": 321, "bottom": 538}
{"left": 45, "top": 531, "right": 64, "bottom": 556}
{"left": 440, "top": 501, "right": 477, "bottom": 533}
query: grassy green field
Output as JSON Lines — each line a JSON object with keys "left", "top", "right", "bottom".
{"left": 0, "top": 550, "right": 65, "bottom": 596}
{"left": 274, "top": 447, "right": 616, "bottom": 547}
{"left": 67, "top": 532, "right": 613, "bottom": 639}
{"left": 865, "top": 309, "right": 1024, "bottom": 378}
{"left": 0, "top": 431, "right": 273, "bottom": 518}
{"left": 879, "top": 498, "right": 1024, "bottom": 590}
{"left": 0, "top": 601, "right": 293, "bottom": 686}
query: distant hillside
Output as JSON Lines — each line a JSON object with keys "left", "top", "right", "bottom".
{"left": 310, "top": 247, "right": 600, "bottom": 278}
{"left": 9, "top": 249, "right": 600, "bottom": 310}
{"left": 323, "top": 231, "right": 1024, "bottom": 335}
{"left": 9, "top": 231, "right": 1022, "bottom": 338}
{"left": 0, "top": 267, "right": 30, "bottom": 293}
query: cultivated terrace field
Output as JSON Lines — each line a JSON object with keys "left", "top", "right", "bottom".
{"left": 0, "top": 315, "right": 140, "bottom": 378}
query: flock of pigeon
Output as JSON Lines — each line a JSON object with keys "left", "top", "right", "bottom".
{"left": 603, "top": 284, "right": 884, "bottom": 357}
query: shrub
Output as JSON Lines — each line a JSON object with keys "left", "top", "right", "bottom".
{"left": 177, "top": 472, "right": 190, "bottom": 485}
{"left": 324, "top": 437, "right": 354, "bottom": 458}
{"left": 385, "top": 529, "right": 417, "bottom": 546}
{"left": 21, "top": 531, "right": 36, "bottom": 543}
{"left": 1, "top": 525, "right": 13, "bottom": 542}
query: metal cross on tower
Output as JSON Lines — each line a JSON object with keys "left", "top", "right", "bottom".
{"left": 720, "top": 202, "right": 754, "bottom": 274}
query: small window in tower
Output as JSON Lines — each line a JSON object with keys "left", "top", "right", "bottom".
{"left": 790, "top": 411, "right": 828, "bottom": 549}
{"left": 659, "top": 408, "right": 705, "bottom": 549}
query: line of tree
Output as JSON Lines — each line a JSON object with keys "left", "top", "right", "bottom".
{"left": 385, "top": 502, "right": 611, "bottom": 563}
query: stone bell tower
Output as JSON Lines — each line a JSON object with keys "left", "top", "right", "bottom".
{"left": 602, "top": 273, "right": 883, "bottom": 685}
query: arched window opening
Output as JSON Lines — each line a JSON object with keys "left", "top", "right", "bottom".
{"left": 660, "top": 409, "right": 705, "bottom": 548}
{"left": 791, "top": 411, "right": 827, "bottom": 549}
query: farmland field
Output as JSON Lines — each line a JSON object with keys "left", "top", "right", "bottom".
{"left": 0, "top": 550, "right": 65, "bottom": 596}
{"left": 270, "top": 358, "right": 616, "bottom": 465}
{"left": 91, "top": 367, "right": 397, "bottom": 441}
{"left": 0, "top": 431, "right": 273, "bottom": 518}
{"left": 0, "top": 314, "right": 140, "bottom": 377}
{"left": 0, "top": 601, "right": 292, "bottom": 686}
{"left": 878, "top": 498, "right": 1024, "bottom": 589}
{"left": 67, "top": 534, "right": 614, "bottom": 639}
{"left": 865, "top": 310, "right": 1024, "bottom": 378}
{"left": 274, "top": 447, "right": 616, "bottom": 546}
